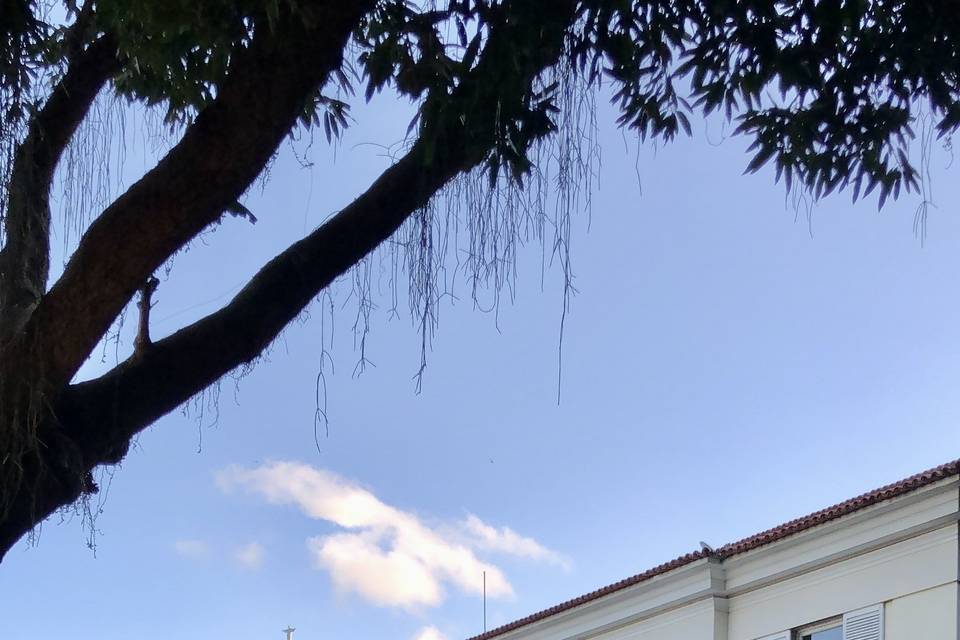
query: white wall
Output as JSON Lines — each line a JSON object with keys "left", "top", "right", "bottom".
{"left": 727, "top": 526, "right": 959, "bottom": 640}
{"left": 886, "top": 583, "right": 958, "bottom": 640}
{"left": 591, "top": 600, "right": 716, "bottom": 640}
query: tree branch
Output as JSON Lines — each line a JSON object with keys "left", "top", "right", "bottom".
{"left": 20, "top": 2, "right": 375, "bottom": 389}
{"left": 0, "top": 34, "right": 118, "bottom": 339}
{"left": 0, "top": 0, "right": 577, "bottom": 561}
{"left": 60, "top": 0, "right": 578, "bottom": 469}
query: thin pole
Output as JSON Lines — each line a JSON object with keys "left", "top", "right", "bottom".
{"left": 483, "top": 571, "right": 487, "bottom": 632}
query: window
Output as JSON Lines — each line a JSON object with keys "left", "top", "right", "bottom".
{"left": 797, "top": 618, "right": 842, "bottom": 640}
{"left": 758, "top": 603, "right": 883, "bottom": 640}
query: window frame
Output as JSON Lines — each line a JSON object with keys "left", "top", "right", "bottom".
{"left": 795, "top": 616, "right": 843, "bottom": 639}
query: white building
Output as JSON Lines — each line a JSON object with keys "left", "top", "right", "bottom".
{"left": 468, "top": 460, "right": 960, "bottom": 640}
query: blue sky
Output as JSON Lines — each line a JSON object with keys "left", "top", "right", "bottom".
{"left": 1, "top": 82, "right": 958, "bottom": 640}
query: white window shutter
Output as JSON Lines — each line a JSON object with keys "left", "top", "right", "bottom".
{"left": 843, "top": 604, "right": 884, "bottom": 640}
{"left": 759, "top": 632, "right": 790, "bottom": 640}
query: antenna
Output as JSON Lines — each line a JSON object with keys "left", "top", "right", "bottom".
{"left": 483, "top": 570, "right": 487, "bottom": 632}
{"left": 283, "top": 627, "right": 296, "bottom": 640}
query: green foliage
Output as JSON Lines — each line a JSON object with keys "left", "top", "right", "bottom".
{"left": 356, "top": 0, "right": 960, "bottom": 204}
{"left": 355, "top": 1, "right": 567, "bottom": 183}
{"left": 3, "top": 0, "right": 960, "bottom": 204}
{"left": 88, "top": 0, "right": 332, "bottom": 121}
{"left": 1, "top": 0, "right": 48, "bottom": 125}
{"left": 575, "top": 0, "right": 960, "bottom": 206}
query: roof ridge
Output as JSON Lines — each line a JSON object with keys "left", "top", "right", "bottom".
{"left": 465, "top": 458, "right": 960, "bottom": 640}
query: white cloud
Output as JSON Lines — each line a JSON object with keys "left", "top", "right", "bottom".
{"left": 413, "top": 626, "right": 447, "bottom": 640}
{"left": 460, "top": 514, "right": 571, "bottom": 570}
{"left": 235, "top": 542, "right": 265, "bottom": 569}
{"left": 308, "top": 532, "right": 445, "bottom": 608}
{"left": 173, "top": 539, "right": 208, "bottom": 558}
{"left": 218, "top": 461, "right": 563, "bottom": 610}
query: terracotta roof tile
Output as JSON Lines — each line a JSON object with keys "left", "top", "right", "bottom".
{"left": 715, "top": 458, "right": 960, "bottom": 558}
{"left": 466, "top": 458, "right": 960, "bottom": 640}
